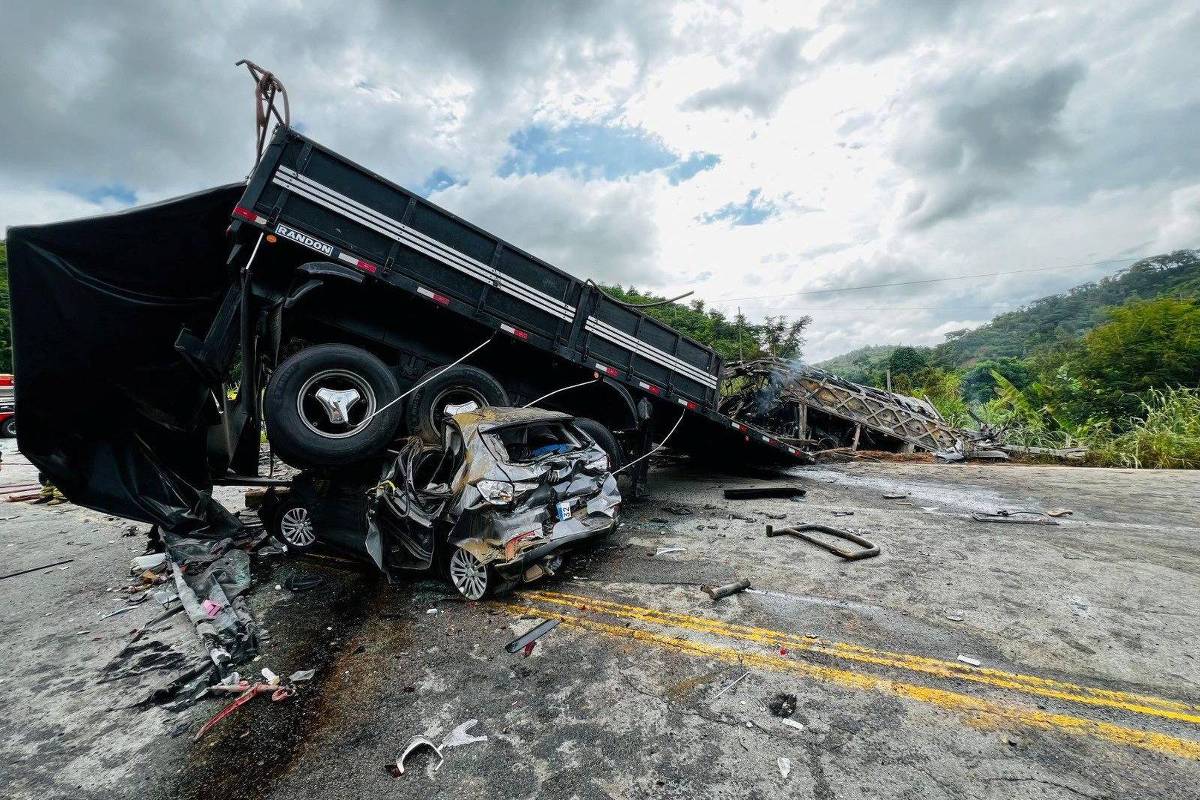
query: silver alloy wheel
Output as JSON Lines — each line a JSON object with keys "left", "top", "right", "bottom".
{"left": 296, "top": 369, "right": 377, "bottom": 439}
{"left": 278, "top": 506, "right": 315, "bottom": 548}
{"left": 448, "top": 546, "right": 489, "bottom": 600}
{"left": 427, "top": 386, "right": 488, "bottom": 433}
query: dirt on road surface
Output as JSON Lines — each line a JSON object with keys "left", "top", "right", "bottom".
{"left": 1, "top": 440, "right": 1198, "bottom": 799}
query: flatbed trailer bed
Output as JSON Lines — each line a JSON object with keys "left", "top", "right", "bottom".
{"left": 227, "top": 127, "right": 807, "bottom": 465}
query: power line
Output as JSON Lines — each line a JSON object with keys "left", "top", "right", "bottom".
{"left": 710, "top": 255, "right": 1145, "bottom": 305}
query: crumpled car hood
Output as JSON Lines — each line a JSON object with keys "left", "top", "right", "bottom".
{"left": 368, "top": 409, "right": 620, "bottom": 576}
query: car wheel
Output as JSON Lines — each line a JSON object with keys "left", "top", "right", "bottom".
{"left": 447, "top": 545, "right": 493, "bottom": 600}
{"left": 0, "top": 418, "right": 15, "bottom": 438}
{"left": 405, "top": 365, "right": 508, "bottom": 444}
{"left": 574, "top": 418, "right": 622, "bottom": 470}
{"left": 273, "top": 498, "right": 317, "bottom": 551}
{"left": 265, "top": 344, "right": 402, "bottom": 468}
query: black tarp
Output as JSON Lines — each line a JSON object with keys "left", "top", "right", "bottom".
{"left": 6, "top": 184, "right": 245, "bottom": 532}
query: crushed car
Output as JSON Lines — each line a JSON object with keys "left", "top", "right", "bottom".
{"left": 263, "top": 407, "right": 621, "bottom": 599}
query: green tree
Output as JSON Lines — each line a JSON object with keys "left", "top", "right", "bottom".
{"left": 1053, "top": 297, "right": 1200, "bottom": 424}
{"left": 960, "top": 358, "right": 1035, "bottom": 405}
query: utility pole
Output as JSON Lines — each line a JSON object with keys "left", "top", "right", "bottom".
{"left": 737, "top": 306, "right": 744, "bottom": 361}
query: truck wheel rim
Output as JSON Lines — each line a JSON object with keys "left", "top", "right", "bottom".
{"left": 449, "top": 547, "right": 489, "bottom": 600}
{"left": 297, "top": 369, "right": 377, "bottom": 439}
{"left": 428, "top": 387, "right": 487, "bottom": 432}
{"left": 279, "top": 506, "right": 315, "bottom": 547}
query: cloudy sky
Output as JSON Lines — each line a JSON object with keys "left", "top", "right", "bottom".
{"left": 3, "top": 1, "right": 1199, "bottom": 360}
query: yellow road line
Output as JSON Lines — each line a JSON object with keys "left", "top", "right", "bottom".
{"left": 524, "top": 590, "right": 1200, "bottom": 727}
{"left": 500, "top": 602, "right": 1200, "bottom": 761}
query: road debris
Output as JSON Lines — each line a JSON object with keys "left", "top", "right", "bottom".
{"left": 831, "top": 510, "right": 854, "bottom": 517}
{"left": 882, "top": 493, "right": 908, "bottom": 500}
{"left": 723, "top": 487, "right": 806, "bottom": 500}
{"left": 780, "top": 718, "right": 805, "bottom": 732}
{"left": 778, "top": 757, "right": 792, "bottom": 779}
{"left": 701, "top": 578, "right": 751, "bottom": 601}
{"left": 766, "top": 524, "right": 880, "bottom": 561}
{"left": 1047, "top": 508, "right": 1074, "bottom": 517}
{"left": 0, "top": 558, "right": 74, "bottom": 581}
{"left": 288, "top": 669, "right": 316, "bottom": 683}
{"left": 711, "top": 670, "right": 750, "bottom": 699}
{"left": 653, "top": 547, "right": 687, "bottom": 557}
{"left": 945, "top": 613, "right": 965, "bottom": 622}
{"left": 766, "top": 692, "right": 798, "bottom": 718}
{"left": 285, "top": 574, "right": 324, "bottom": 592}
{"left": 98, "top": 606, "right": 136, "bottom": 620}
{"left": 663, "top": 503, "right": 694, "bottom": 515}
{"left": 970, "top": 511, "right": 1059, "bottom": 525}
{"left": 193, "top": 682, "right": 294, "bottom": 741}
{"left": 505, "top": 619, "right": 560, "bottom": 654}
{"left": 441, "top": 719, "right": 488, "bottom": 749}
{"left": 957, "top": 655, "right": 982, "bottom": 667}
{"left": 391, "top": 737, "right": 444, "bottom": 776}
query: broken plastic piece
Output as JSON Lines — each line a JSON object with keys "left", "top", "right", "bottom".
{"left": 780, "top": 718, "right": 805, "bottom": 731}
{"left": 957, "top": 655, "right": 982, "bottom": 667}
{"left": 724, "top": 486, "right": 805, "bottom": 500}
{"left": 261, "top": 667, "right": 280, "bottom": 685}
{"left": 778, "top": 757, "right": 791, "bottom": 779}
{"left": 393, "top": 737, "right": 444, "bottom": 775}
{"left": 505, "top": 619, "right": 560, "bottom": 654}
{"left": 200, "top": 599, "right": 222, "bottom": 618}
{"left": 653, "top": 547, "right": 686, "bottom": 557}
{"left": 701, "top": 578, "right": 751, "bottom": 601}
{"left": 289, "top": 669, "right": 316, "bottom": 683}
{"left": 442, "top": 719, "right": 488, "bottom": 749}
{"left": 129, "top": 553, "right": 167, "bottom": 575}
{"left": 882, "top": 493, "right": 908, "bottom": 500}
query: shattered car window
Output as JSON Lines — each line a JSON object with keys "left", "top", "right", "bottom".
{"left": 486, "top": 422, "right": 583, "bottom": 462}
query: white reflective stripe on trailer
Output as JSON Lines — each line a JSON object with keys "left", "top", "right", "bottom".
{"left": 583, "top": 317, "right": 719, "bottom": 389}
{"left": 272, "top": 168, "right": 576, "bottom": 322}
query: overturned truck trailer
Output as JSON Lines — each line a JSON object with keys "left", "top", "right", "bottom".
{"left": 6, "top": 126, "right": 808, "bottom": 529}
{"left": 721, "top": 359, "right": 999, "bottom": 456}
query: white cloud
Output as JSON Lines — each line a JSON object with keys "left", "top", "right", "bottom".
{"left": 3, "top": 0, "right": 1199, "bottom": 363}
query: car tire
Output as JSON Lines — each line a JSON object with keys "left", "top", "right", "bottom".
{"left": 405, "top": 365, "right": 508, "bottom": 444}
{"left": 447, "top": 545, "right": 494, "bottom": 600}
{"left": 574, "top": 418, "right": 622, "bottom": 470}
{"left": 0, "top": 418, "right": 14, "bottom": 438}
{"left": 265, "top": 344, "right": 402, "bottom": 468}
{"left": 272, "top": 497, "right": 317, "bottom": 552}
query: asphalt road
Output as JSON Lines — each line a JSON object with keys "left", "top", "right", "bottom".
{"left": 1, "top": 439, "right": 1198, "bottom": 799}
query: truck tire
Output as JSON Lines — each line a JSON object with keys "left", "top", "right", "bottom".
{"left": 265, "top": 344, "right": 402, "bottom": 467}
{"left": 405, "top": 365, "right": 508, "bottom": 443}
{"left": 574, "top": 417, "right": 623, "bottom": 470}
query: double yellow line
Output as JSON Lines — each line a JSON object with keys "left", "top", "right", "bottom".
{"left": 504, "top": 589, "right": 1200, "bottom": 760}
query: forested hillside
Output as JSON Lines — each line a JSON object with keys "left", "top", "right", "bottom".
{"left": 816, "top": 250, "right": 1200, "bottom": 468}
{"left": 934, "top": 250, "right": 1199, "bottom": 367}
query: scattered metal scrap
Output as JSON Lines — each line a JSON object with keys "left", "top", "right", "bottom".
{"left": 392, "top": 737, "right": 444, "bottom": 776}
{"left": 723, "top": 486, "right": 806, "bottom": 500}
{"left": 0, "top": 558, "right": 74, "bottom": 581}
{"left": 720, "top": 358, "right": 1082, "bottom": 461}
{"left": 766, "top": 524, "right": 880, "bottom": 561}
{"left": 505, "top": 619, "right": 560, "bottom": 654}
{"left": 970, "top": 510, "right": 1060, "bottom": 526}
{"left": 701, "top": 578, "right": 751, "bottom": 601}
{"left": 193, "top": 681, "right": 294, "bottom": 741}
